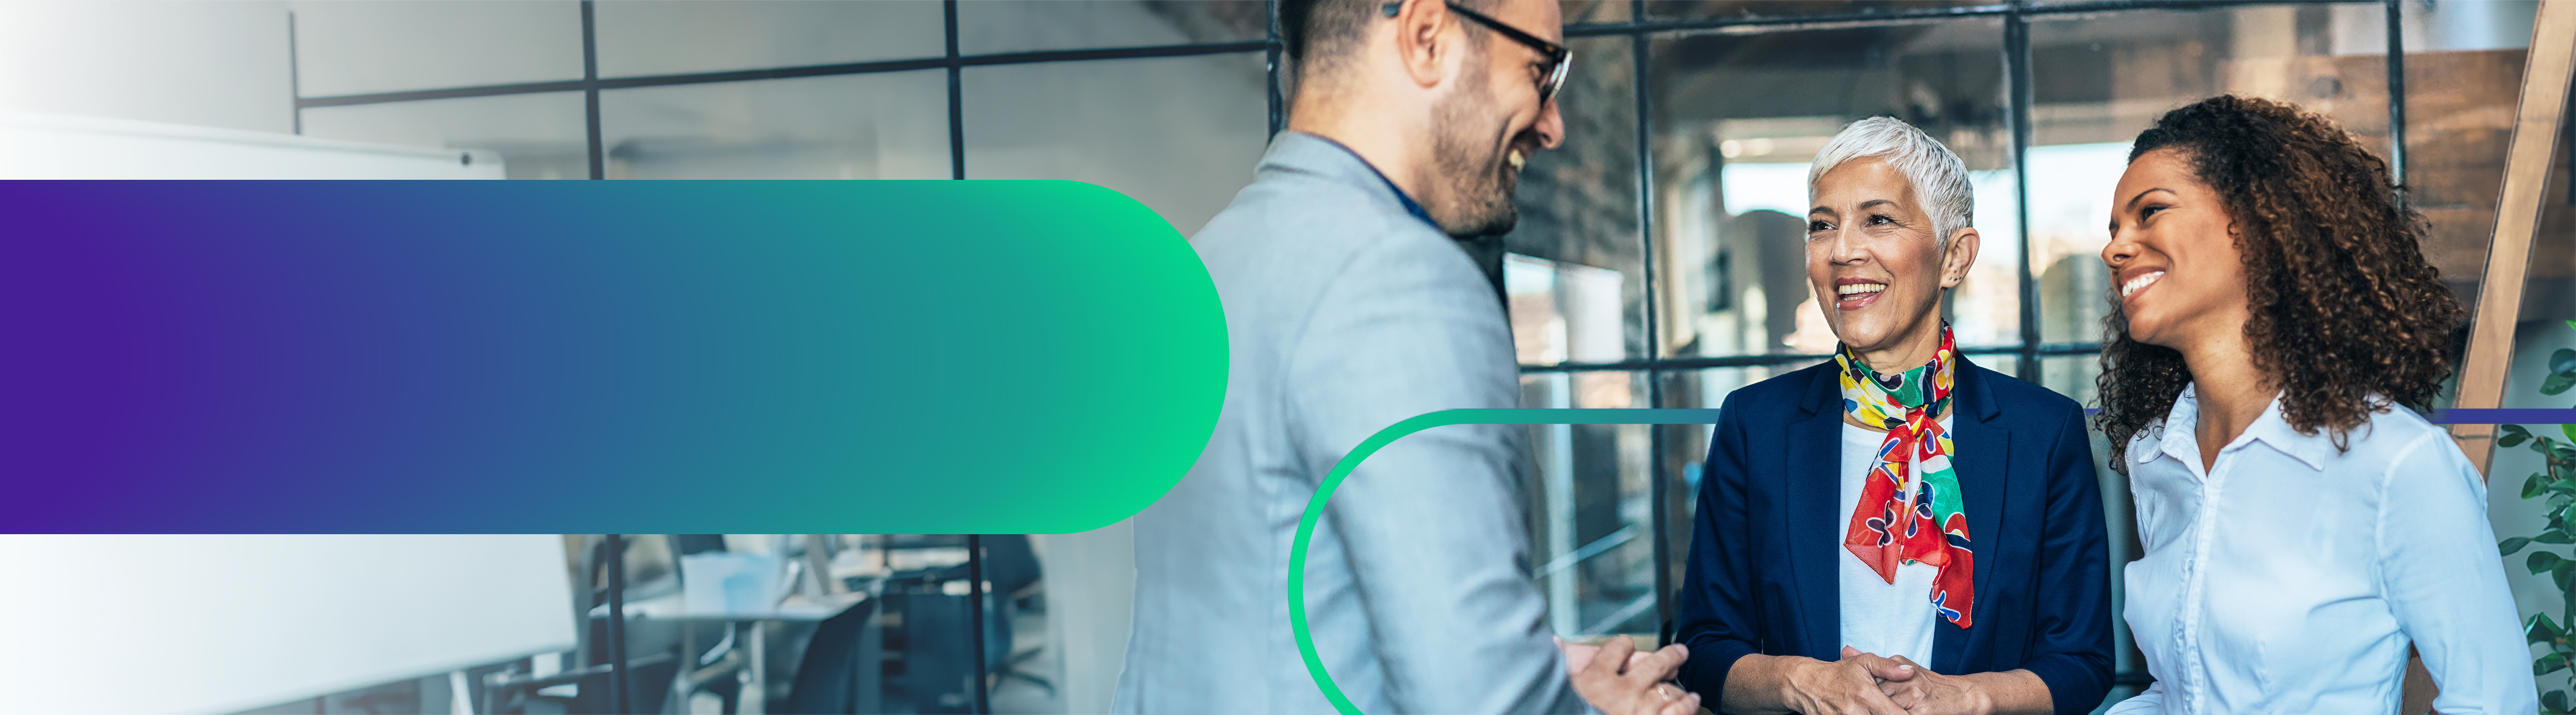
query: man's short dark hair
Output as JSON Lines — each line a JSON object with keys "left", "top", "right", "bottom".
{"left": 1279, "top": 0, "right": 1495, "bottom": 78}
{"left": 1277, "top": 0, "right": 1369, "bottom": 69}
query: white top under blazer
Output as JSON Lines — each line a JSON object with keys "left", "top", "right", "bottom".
{"left": 2107, "top": 384, "right": 2533, "bottom": 714}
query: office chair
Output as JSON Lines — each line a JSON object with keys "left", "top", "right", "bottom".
{"left": 878, "top": 534, "right": 1054, "bottom": 712}
{"left": 972, "top": 535, "right": 1054, "bottom": 698}
{"left": 781, "top": 595, "right": 885, "bottom": 714}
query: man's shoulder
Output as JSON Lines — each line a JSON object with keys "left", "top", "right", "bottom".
{"left": 1196, "top": 171, "right": 1442, "bottom": 259}
{"left": 1193, "top": 172, "right": 1481, "bottom": 308}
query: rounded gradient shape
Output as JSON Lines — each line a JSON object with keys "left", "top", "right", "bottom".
{"left": 0, "top": 180, "right": 1224, "bottom": 534}
{"left": 1287, "top": 408, "right": 1723, "bottom": 715}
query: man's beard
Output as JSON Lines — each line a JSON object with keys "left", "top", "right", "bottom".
{"left": 1428, "top": 79, "right": 1519, "bottom": 238}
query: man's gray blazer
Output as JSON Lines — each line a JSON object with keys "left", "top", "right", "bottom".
{"left": 1114, "top": 132, "right": 1584, "bottom": 714}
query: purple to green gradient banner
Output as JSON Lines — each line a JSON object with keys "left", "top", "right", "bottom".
{"left": 0, "top": 181, "right": 1226, "bottom": 534}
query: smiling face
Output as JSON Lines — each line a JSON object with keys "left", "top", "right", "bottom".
{"left": 2102, "top": 148, "right": 2251, "bottom": 353}
{"left": 1806, "top": 157, "right": 1977, "bottom": 368}
{"left": 1424, "top": 0, "right": 1564, "bottom": 237}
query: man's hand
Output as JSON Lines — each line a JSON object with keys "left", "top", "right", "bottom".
{"left": 1567, "top": 635, "right": 1699, "bottom": 715}
{"left": 1777, "top": 647, "right": 1913, "bottom": 715}
{"left": 1557, "top": 637, "right": 1656, "bottom": 675}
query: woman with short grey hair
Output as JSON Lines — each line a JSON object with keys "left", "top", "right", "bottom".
{"left": 1671, "top": 116, "right": 2115, "bottom": 715}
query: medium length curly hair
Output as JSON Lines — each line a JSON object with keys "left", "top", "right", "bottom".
{"left": 2095, "top": 95, "right": 2465, "bottom": 468}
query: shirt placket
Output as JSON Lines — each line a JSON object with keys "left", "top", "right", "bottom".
{"left": 2177, "top": 440, "right": 2227, "bottom": 715}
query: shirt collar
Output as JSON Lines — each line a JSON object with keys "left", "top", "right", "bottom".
{"left": 2133, "top": 383, "right": 2333, "bottom": 471}
{"left": 1297, "top": 133, "right": 1441, "bottom": 232}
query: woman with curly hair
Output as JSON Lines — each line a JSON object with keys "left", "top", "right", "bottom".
{"left": 2097, "top": 95, "right": 2532, "bottom": 713}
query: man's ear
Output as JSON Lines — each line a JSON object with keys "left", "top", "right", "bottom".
{"left": 1940, "top": 226, "right": 1980, "bottom": 290}
{"left": 1390, "top": 0, "right": 1452, "bottom": 88}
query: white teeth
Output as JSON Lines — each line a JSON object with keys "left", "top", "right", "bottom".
{"left": 1506, "top": 149, "right": 1526, "bottom": 172}
{"left": 2121, "top": 271, "right": 2165, "bottom": 298}
{"left": 1836, "top": 283, "right": 1887, "bottom": 296}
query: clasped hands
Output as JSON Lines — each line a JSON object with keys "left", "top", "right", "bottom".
{"left": 1782, "top": 646, "right": 1989, "bottom": 715}
{"left": 1557, "top": 636, "right": 1701, "bottom": 715}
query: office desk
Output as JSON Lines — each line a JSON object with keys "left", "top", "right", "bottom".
{"left": 590, "top": 591, "right": 873, "bottom": 713}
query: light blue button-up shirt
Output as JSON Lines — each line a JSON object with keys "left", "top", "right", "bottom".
{"left": 2107, "top": 384, "right": 2534, "bottom": 714}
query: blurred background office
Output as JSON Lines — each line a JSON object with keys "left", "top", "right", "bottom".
{"left": 2, "top": 1, "right": 2570, "bottom": 713}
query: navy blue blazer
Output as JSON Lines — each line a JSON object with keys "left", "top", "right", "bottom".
{"left": 1673, "top": 357, "right": 2113, "bottom": 714}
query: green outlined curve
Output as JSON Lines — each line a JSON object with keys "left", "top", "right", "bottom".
{"left": 1287, "top": 408, "right": 1725, "bottom": 715}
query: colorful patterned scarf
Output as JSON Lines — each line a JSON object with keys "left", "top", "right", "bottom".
{"left": 1837, "top": 324, "right": 1975, "bottom": 628}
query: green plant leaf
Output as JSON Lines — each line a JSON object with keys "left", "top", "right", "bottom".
{"left": 2547, "top": 371, "right": 2576, "bottom": 396}
{"left": 2555, "top": 561, "right": 2576, "bottom": 594}
{"left": 2535, "top": 550, "right": 2567, "bottom": 574}
{"left": 2552, "top": 492, "right": 2574, "bottom": 511}
{"left": 2548, "top": 689, "right": 2571, "bottom": 714}
{"left": 2535, "top": 472, "right": 2554, "bottom": 499}
{"left": 2539, "top": 652, "right": 2569, "bottom": 676}
{"left": 2534, "top": 613, "right": 2565, "bottom": 644}
{"left": 2555, "top": 349, "right": 2576, "bottom": 376}
{"left": 2543, "top": 530, "right": 2576, "bottom": 545}
{"left": 2565, "top": 424, "right": 2576, "bottom": 444}
{"left": 2507, "top": 425, "right": 2534, "bottom": 448}
{"left": 2508, "top": 537, "right": 2538, "bottom": 555}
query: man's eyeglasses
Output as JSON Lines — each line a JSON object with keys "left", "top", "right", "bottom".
{"left": 1381, "top": 1, "right": 1569, "bottom": 105}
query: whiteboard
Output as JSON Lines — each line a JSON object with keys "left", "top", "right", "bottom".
{"left": 0, "top": 110, "right": 505, "bottom": 179}
{"left": 0, "top": 535, "right": 578, "bottom": 714}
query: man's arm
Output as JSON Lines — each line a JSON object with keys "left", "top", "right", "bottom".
{"left": 1284, "top": 235, "right": 1584, "bottom": 714}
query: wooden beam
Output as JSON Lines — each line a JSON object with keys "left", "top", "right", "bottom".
{"left": 2451, "top": 0, "right": 2576, "bottom": 476}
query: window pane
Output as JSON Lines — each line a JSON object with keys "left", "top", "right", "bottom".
{"left": 1651, "top": 19, "right": 2019, "bottom": 359}
{"left": 592, "top": 0, "right": 944, "bottom": 78}
{"left": 1641, "top": 0, "right": 1988, "bottom": 21}
{"left": 1510, "top": 37, "right": 1646, "bottom": 365}
{"left": 1656, "top": 364, "right": 1806, "bottom": 592}
{"left": 2399, "top": 0, "right": 2545, "bottom": 319}
{"left": 1509, "top": 254, "right": 1633, "bottom": 367}
{"left": 962, "top": 54, "right": 1266, "bottom": 236}
{"left": 2027, "top": 6, "right": 2394, "bottom": 346}
{"left": 2038, "top": 354, "right": 2098, "bottom": 410}
{"left": 288, "top": 1, "right": 583, "bottom": 97}
{"left": 299, "top": 92, "right": 588, "bottom": 180}
{"left": 1518, "top": 371, "right": 1658, "bottom": 639}
{"left": 1564, "top": 0, "right": 1633, "bottom": 25}
{"left": 958, "top": 1, "right": 1265, "bottom": 55}
{"left": 598, "top": 72, "right": 950, "bottom": 180}
{"left": 1972, "top": 352, "right": 2018, "bottom": 380}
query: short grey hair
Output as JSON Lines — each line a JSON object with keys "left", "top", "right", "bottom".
{"left": 1806, "top": 116, "right": 1973, "bottom": 244}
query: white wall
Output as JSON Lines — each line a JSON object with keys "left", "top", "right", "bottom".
{"left": 0, "top": 110, "right": 503, "bottom": 179}
{"left": 0, "top": 1, "right": 293, "bottom": 133}
{"left": 0, "top": 535, "right": 576, "bottom": 715}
